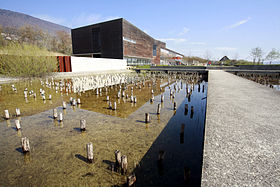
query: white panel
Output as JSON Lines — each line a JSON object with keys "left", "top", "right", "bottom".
{"left": 71, "top": 57, "right": 127, "bottom": 72}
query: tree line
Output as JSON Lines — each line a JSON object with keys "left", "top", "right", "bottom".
{"left": 250, "top": 47, "right": 280, "bottom": 64}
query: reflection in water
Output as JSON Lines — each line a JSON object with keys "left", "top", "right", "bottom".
{"left": 133, "top": 80, "right": 208, "bottom": 187}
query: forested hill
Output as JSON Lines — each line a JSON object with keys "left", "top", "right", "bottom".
{"left": 0, "top": 8, "right": 70, "bottom": 35}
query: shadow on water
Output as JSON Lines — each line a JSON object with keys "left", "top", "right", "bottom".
{"left": 132, "top": 81, "right": 208, "bottom": 187}
{"left": 15, "top": 147, "right": 23, "bottom": 154}
{"left": 75, "top": 154, "right": 88, "bottom": 164}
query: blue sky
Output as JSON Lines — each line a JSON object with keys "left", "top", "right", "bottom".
{"left": 1, "top": 0, "right": 279, "bottom": 60}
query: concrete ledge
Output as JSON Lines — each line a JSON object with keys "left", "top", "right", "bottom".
{"left": 202, "top": 70, "right": 280, "bottom": 186}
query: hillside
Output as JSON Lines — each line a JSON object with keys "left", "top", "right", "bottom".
{"left": 0, "top": 8, "right": 70, "bottom": 35}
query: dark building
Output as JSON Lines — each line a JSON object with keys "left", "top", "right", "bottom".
{"left": 71, "top": 18, "right": 183, "bottom": 66}
{"left": 219, "top": 56, "right": 230, "bottom": 62}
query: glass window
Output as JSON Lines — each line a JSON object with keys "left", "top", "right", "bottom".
{"left": 153, "top": 45, "right": 157, "bottom": 56}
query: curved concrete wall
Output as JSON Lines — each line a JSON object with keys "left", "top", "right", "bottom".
{"left": 71, "top": 56, "right": 127, "bottom": 72}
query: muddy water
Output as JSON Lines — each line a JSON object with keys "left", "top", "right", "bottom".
{"left": 0, "top": 79, "right": 64, "bottom": 121}
{"left": 0, "top": 74, "right": 207, "bottom": 186}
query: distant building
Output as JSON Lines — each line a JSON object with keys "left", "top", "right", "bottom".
{"left": 219, "top": 56, "right": 230, "bottom": 62}
{"left": 71, "top": 18, "right": 183, "bottom": 66}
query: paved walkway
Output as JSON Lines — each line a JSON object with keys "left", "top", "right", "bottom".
{"left": 202, "top": 70, "right": 280, "bottom": 186}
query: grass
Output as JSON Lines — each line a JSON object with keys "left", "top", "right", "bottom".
{"left": 0, "top": 43, "right": 58, "bottom": 77}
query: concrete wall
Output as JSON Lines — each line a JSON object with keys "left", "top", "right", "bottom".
{"left": 237, "top": 65, "right": 280, "bottom": 70}
{"left": 71, "top": 56, "right": 127, "bottom": 72}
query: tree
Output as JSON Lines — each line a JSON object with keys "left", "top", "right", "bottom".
{"left": 0, "top": 25, "right": 6, "bottom": 47}
{"left": 266, "top": 48, "right": 280, "bottom": 64}
{"left": 204, "top": 50, "right": 212, "bottom": 61}
{"left": 19, "top": 25, "right": 36, "bottom": 44}
{"left": 56, "top": 30, "right": 72, "bottom": 55}
{"left": 233, "top": 52, "right": 239, "bottom": 61}
{"left": 250, "top": 47, "right": 264, "bottom": 64}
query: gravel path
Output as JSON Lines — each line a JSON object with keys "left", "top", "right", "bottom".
{"left": 202, "top": 70, "right": 280, "bottom": 186}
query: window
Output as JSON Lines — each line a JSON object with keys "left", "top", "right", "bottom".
{"left": 125, "top": 57, "right": 151, "bottom": 66}
{"left": 153, "top": 45, "right": 157, "bottom": 56}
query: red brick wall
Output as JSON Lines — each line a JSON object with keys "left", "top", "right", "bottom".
{"left": 122, "top": 19, "right": 166, "bottom": 65}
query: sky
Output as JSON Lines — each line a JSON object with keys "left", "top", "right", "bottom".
{"left": 1, "top": 0, "right": 280, "bottom": 60}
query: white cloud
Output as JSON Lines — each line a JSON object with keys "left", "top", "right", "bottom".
{"left": 158, "top": 38, "right": 187, "bottom": 43}
{"left": 223, "top": 17, "right": 251, "bottom": 30}
{"left": 179, "top": 27, "right": 190, "bottom": 36}
{"left": 214, "top": 47, "right": 237, "bottom": 51}
{"left": 32, "top": 14, "right": 65, "bottom": 25}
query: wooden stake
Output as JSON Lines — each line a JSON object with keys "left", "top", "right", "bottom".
{"left": 80, "top": 119, "right": 86, "bottom": 131}
{"left": 63, "top": 101, "right": 67, "bottom": 109}
{"left": 184, "top": 104, "right": 188, "bottom": 115}
{"left": 127, "top": 174, "right": 137, "bottom": 186}
{"left": 161, "top": 94, "right": 164, "bottom": 102}
{"left": 86, "top": 142, "right": 94, "bottom": 163}
{"left": 21, "top": 137, "right": 30, "bottom": 153}
{"left": 115, "top": 150, "right": 121, "bottom": 169}
{"left": 145, "top": 113, "right": 150, "bottom": 123}
{"left": 53, "top": 109, "right": 58, "bottom": 119}
{"left": 16, "top": 108, "right": 21, "bottom": 116}
{"left": 121, "top": 155, "right": 128, "bottom": 174}
{"left": 77, "top": 98, "right": 81, "bottom": 104}
{"left": 59, "top": 113, "right": 63, "bottom": 122}
{"left": 113, "top": 102, "right": 117, "bottom": 110}
{"left": 15, "top": 120, "right": 21, "bottom": 130}
{"left": 157, "top": 104, "right": 161, "bottom": 115}
{"left": 4, "top": 110, "right": 9, "bottom": 119}
{"left": 190, "top": 106, "right": 194, "bottom": 118}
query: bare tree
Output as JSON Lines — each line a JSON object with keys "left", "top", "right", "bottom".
{"left": 266, "top": 48, "right": 280, "bottom": 64}
{"left": 19, "top": 25, "right": 36, "bottom": 44}
{"left": 234, "top": 52, "right": 239, "bottom": 61}
{"left": 0, "top": 25, "right": 6, "bottom": 47}
{"left": 250, "top": 47, "right": 264, "bottom": 64}
{"left": 204, "top": 50, "right": 212, "bottom": 61}
{"left": 56, "top": 30, "right": 72, "bottom": 55}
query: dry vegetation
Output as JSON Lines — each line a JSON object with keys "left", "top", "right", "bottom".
{"left": 0, "top": 25, "right": 71, "bottom": 77}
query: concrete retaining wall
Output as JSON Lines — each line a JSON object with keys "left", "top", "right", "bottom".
{"left": 237, "top": 65, "right": 280, "bottom": 70}
{"left": 71, "top": 56, "right": 127, "bottom": 72}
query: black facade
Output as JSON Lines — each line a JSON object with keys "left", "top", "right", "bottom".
{"left": 71, "top": 18, "right": 123, "bottom": 59}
